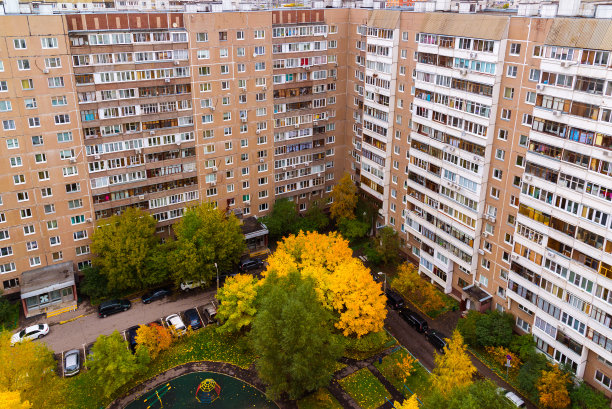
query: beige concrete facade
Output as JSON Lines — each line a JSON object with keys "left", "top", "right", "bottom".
{"left": 0, "top": 8, "right": 610, "bottom": 396}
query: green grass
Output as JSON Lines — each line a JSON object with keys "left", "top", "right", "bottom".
{"left": 427, "top": 293, "right": 459, "bottom": 319}
{"left": 339, "top": 368, "right": 391, "bottom": 409}
{"left": 297, "top": 388, "right": 343, "bottom": 409}
{"left": 373, "top": 349, "right": 431, "bottom": 401}
{"left": 65, "top": 326, "right": 256, "bottom": 409}
{"left": 344, "top": 331, "right": 397, "bottom": 360}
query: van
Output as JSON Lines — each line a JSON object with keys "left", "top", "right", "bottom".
{"left": 425, "top": 329, "right": 447, "bottom": 351}
{"left": 385, "top": 289, "right": 405, "bottom": 309}
{"left": 98, "top": 299, "right": 131, "bottom": 318}
{"left": 399, "top": 308, "right": 429, "bottom": 333}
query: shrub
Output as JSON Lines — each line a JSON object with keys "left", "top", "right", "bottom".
{"left": 474, "top": 311, "right": 514, "bottom": 348}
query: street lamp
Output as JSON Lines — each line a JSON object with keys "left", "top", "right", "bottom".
{"left": 378, "top": 271, "right": 386, "bottom": 293}
{"left": 214, "top": 262, "right": 219, "bottom": 292}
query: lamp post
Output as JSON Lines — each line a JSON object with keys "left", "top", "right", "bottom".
{"left": 378, "top": 271, "right": 386, "bottom": 293}
{"left": 214, "top": 262, "right": 219, "bottom": 292}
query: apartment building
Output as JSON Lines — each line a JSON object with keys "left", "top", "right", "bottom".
{"left": 0, "top": 3, "right": 610, "bottom": 396}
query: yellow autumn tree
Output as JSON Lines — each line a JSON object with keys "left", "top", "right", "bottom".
{"left": 330, "top": 173, "right": 358, "bottom": 221}
{"left": 393, "top": 353, "right": 417, "bottom": 383}
{"left": 537, "top": 364, "right": 571, "bottom": 409}
{"left": 216, "top": 274, "right": 259, "bottom": 334}
{"left": 0, "top": 390, "right": 31, "bottom": 409}
{"left": 431, "top": 330, "right": 476, "bottom": 396}
{"left": 392, "top": 263, "right": 445, "bottom": 314}
{"left": 485, "top": 346, "right": 521, "bottom": 373}
{"left": 393, "top": 394, "right": 419, "bottom": 409}
{"left": 135, "top": 323, "right": 173, "bottom": 360}
{"left": 264, "top": 231, "right": 387, "bottom": 337}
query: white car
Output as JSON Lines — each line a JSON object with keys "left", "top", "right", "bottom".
{"left": 497, "top": 388, "right": 525, "bottom": 408}
{"left": 165, "top": 314, "right": 186, "bottom": 336}
{"left": 11, "top": 324, "right": 50, "bottom": 346}
{"left": 180, "top": 280, "right": 206, "bottom": 291}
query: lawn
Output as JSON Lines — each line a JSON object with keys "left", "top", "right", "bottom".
{"left": 373, "top": 348, "right": 431, "bottom": 401}
{"left": 339, "top": 368, "right": 391, "bottom": 409}
{"left": 297, "top": 388, "right": 343, "bottom": 409}
{"left": 344, "top": 330, "right": 397, "bottom": 360}
{"left": 65, "top": 326, "right": 255, "bottom": 409}
{"left": 427, "top": 293, "right": 459, "bottom": 319}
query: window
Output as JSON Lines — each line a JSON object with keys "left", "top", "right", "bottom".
{"left": 29, "top": 257, "right": 41, "bottom": 267}
{"left": 10, "top": 157, "right": 22, "bottom": 167}
{"left": 529, "top": 69, "right": 540, "bottom": 82}
{"left": 44, "top": 57, "right": 61, "bottom": 68}
{"left": 495, "top": 149, "right": 505, "bottom": 161}
{"left": 6, "top": 138, "right": 18, "bottom": 149}
{"left": 525, "top": 91, "right": 536, "bottom": 104}
{"left": 0, "top": 100, "right": 11, "bottom": 112}
{"left": 41, "top": 37, "right": 58, "bottom": 49}
{"left": 501, "top": 108, "right": 511, "bottom": 120}
{"left": 57, "top": 132, "right": 73, "bottom": 143}
{"left": 503, "top": 87, "right": 514, "bottom": 99}
{"left": 196, "top": 32, "right": 208, "bottom": 42}
{"left": 13, "top": 39, "right": 26, "bottom": 49}
{"left": 506, "top": 65, "right": 517, "bottom": 78}
{"left": 25, "top": 98, "right": 37, "bottom": 109}
{"left": 23, "top": 225, "right": 35, "bottom": 235}
{"left": 13, "top": 175, "right": 25, "bottom": 185}
{"left": 51, "top": 96, "right": 67, "bottom": 106}
{"left": 509, "top": 43, "right": 521, "bottom": 55}
{"left": 32, "top": 135, "right": 43, "bottom": 146}
{"left": 492, "top": 168, "right": 503, "bottom": 180}
{"left": 218, "top": 31, "right": 227, "bottom": 41}
{"left": 28, "top": 117, "right": 40, "bottom": 128}
{"left": 17, "top": 59, "right": 30, "bottom": 70}
{"left": 48, "top": 77, "right": 64, "bottom": 88}
{"left": 3, "top": 120, "right": 15, "bottom": 130}
{"left": 254, "top": 30, "right": 265, "bottom": 39}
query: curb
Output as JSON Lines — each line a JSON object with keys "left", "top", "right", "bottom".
{"left": 59, "top": 313, "right": 89, "bottom": 324}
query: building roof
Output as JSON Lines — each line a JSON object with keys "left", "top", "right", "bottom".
{"left": 546, "top": 17, "right": 612, "bottom": 50}
{"left": 420, "top": 12, "right": 510, "bottom": 40}
{"left": 462, "top": 284, "right": 492, "bottom": 302}
{"left": 367, "top": 9, "right": 401, "bottom": 29}
{"left": 240, "top": 216, "right": 268, "bottom": 239}
{"left": 20, "top": 261, "right": 75, "bottom": 299}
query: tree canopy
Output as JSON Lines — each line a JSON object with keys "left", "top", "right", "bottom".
{"left": 91, "top": 207, "right": 163, "bottom": 292}
{"left": 374, "top": 226, "right": 401, "bottom": 265}
{"left": 251, "top": 271, "right": 344, "bottom": 399}
{"left": 262, "top": 198, "right": 299, "bottom": 239}
{"left": 431, "top": 330, "right": 476, "bottom": 396}
{"left": 330, "top": 173, "right": 358, "bottom": 221}
{"left": 87, "top": 331, "right": 148, "bottom": 398}
{"left": 216, "top": 274, "right": 259, "bottom": 334}
{"left": 135, "top": 324, "right": 172, "bottom": 360}
{"left": 0, "top": 331, "right": 65, "bottom": 409}
{"left": 425, "top": 380, "right": 515, "bottom": 409}
{"left": 569, "top": 381, "right": 610, "bottom": 409}
{"left": 537, "top": 364, "right": 571, "bottom": 409}
{"left": 170, "top": 203, "right": 245, "bottom": 287}
{"left": 264, "top": 231, "right": 387, "bottom": 337}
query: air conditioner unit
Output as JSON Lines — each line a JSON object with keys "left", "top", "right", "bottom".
{"left": 176, "top": 140, "right": 182, "bottom": 145}
{"left": 173, "top": 60, "right": 180, "bottom": 65}
{"left": 253, "top": 53, "right": 258, "bottom": 58}
{"left": 469, "top": 52, "right": 478, "bottom": 59}
{"left": 94, "top": 154, "right": 100, "bottom": 160}
{"left": 536, "top": 84, "right": 545, "bottom": 91}
{"left": 263, "top": 86, "right": 267, "bottom": 91}
{"left": 42, "top": 69, "right": 50, "bottom": 74}
{"left": 488, "top": 216, "right": 496, "bottom": 223}
{"left": 138, "top": 195, "right": 145, "bottom": 200}
{"left": 552, "top": 110, "right": 561, "bottom": 116}
{"left": 164, "top": 78, "right": 171, "bottom": 83}
{"left": 241, "top": 117, "right": 247, "bottom": 123}
{"left": 459, "top": 68, "right": 468, "bottom": 75}
{"left": 317, "top": 173, "right": 321, "bottom": 177}
{"left": 86, "top": 218, "right": 92, "bottom": 223}
{"left": 69, "top": 158, "right": 77, "bottom": 163}
{"left": 524, "top": 175, "right": 532, "bottom": 181}
{"left": 547, "top": 251, "right": 556, "bottom": 259}
{"left": 149, "top": 130, "right": 156, "bottom": 135}
{"left": 482, "top": 231, "right": 491, "bottom": 238}
{"left": 511, "top": 254, "right": 519, "bottom": 260}
{"left": 323, "top": 33, "right": 328, "bottom": 38}
{"left": 477, "top": 249, "right": 485, "bottom": 255}
{"left": 212, "top": 166, "right": 218, "bottom": 172}
{"left": 449, "top": 147, "right": 455, "bottom": 152}
{"left": 210, "top": 181, "right": 216, "bottom": 186}
{"left": 282, "top": 167, "right": 287, "bottom": 170}
{"left": 473, "top": 155, "right": 481, "bottom": 162}
{"left": 135, "top": 147, "right": 142, "bottom": 154}
{"left": 259, "top": 158, "right": 264, "bottom": 163}
{"left": 305, "top": 66, "right": 310, "bottom": 71}
{"left": 603, "top": 150, "right": 611, "bottom": 157}
{"left": 294, "top": 124, "right": 300, "bottom": 128}
{"left": 256, "top": 129, "right": 261, "bottom": 135}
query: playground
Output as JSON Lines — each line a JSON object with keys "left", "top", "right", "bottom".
{"left": 124, "top": 371, "right": 279, "bottom": 409}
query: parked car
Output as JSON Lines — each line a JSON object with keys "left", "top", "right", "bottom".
{"left": 64, "top": 349, "right": 81, "bottom": 377}
{"left": 202, "top": 302, "right": 217, "bottom": 325}
{"left": 497, "top": 388, "right": 526, "bottom": 408}
{"left": 239, "top": 258, "right": 264, "bottom": 272}
{"left": 399, "top": 308, "right": 429, "bottom": 333}
{"left": 98, "top": 299, "right": 131, "bottom": 318}
{"left": 126, "top": 325, "right": 140, "bottom": 353}
{"left": 165, "top": 314, "right": 186, "bottom": 336}
{"left": 184, "top": 308, "right": 203, "bottom": 330}
{"left": 11, "top": 324, "right": 49, "bottom": 346}
{"left": 425, "top": 329, "right": 447, "bottom": 351}
{"left": 385, "top": 289, "right": 405, "bottom": 309}
{"left": 180, "top": 280, "right": 206, "bottom": 291}
{"left": 141, "top": 287, "right": 172, "bottom": 304}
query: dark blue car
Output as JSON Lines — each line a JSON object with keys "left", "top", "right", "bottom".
{"left": 184, "top": 308, "right": 203, "bottom": 330}
{"left": 141, "top": 287, "right": 172, "bottom": 304}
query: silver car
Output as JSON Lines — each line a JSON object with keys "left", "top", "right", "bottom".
{"left": 165, "top": 314, "right": 186, "bottom": 336}
{"left": 64, "top": 349, "right": 80, "bottom": 377}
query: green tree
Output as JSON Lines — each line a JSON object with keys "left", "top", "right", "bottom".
{"left": 374, "top": 226, "right": 401, "bottom": 265}
{"left": 79, "top": 266, "right": 110, "bottom": 302}
{"left": 509, "top": 334, "right": 537, "bottom": 361}
{"left": 456, "top": 310, "right": 479, "bottom": 347}
{"left": 517, "top": 352, "right": 549, "bottom": 402}
{"left": 216, "top": 274, "right": 259, "bottom": 334}
{"left": 251, "top": 271, "right": 344, "bottom": 399}
{"left": 87, "top": 331, "right": 147, "bottom": 398}
{"left": 0, "top": 293, "right": 17, "bottom": 329}
{"left": 475, "top": 311, "right": 514, "bottom": 347}
{"left": 569, "top": 381, "right": 610, "bottom": 409}
{"left": 91, "top": 207, "right": 161, "bottom": 292}
{"left": 425, "top": 380, "right": 514, "bottom": 409}
{"left": 0, "top": 331, "right": 66, "bottom": 409}
{"left": 297, "top": 200, "right": 329, "bottom": 233}
{"left": 330, "top": 173, "right": 358, "bottom": 221}
{"left": 337, "top": 217, "right": 369, "bottom": 242}
{"left": 170, "top": 203, "right": 245, "bottom": 287}
{"left": 262, "top": 198, "right": 299, "bottom": 239}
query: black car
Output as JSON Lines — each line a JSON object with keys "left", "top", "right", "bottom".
{"left": 239, "top": 258, "right": 264, "bottom": 272}
{"left": 385, "top": 289, "right": 405, "bottom": 309}
{"left": 98, "top": 299, "right": 131, "bottom": 318}
{"left": 184, "top": 308, "right": 203, "bottom": 330}
{"left": 399, "top": 308, "right": 429, "bottom": 333}
{"left": 126, "top": 325, "right": 140, "bottom": 353}
{"left": 141, "top": 287, "right": 172, "bottom": 304}
{"left": 426, "top": 329, "right": 448, "bottom": 351}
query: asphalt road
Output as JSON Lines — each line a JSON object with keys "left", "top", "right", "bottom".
{"left": 38, "top": 288, "right": 217, "bottom": 355}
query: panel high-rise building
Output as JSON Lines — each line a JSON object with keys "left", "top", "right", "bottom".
{"left": 0, "top": 1, "right": 610, "bottom": 397}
